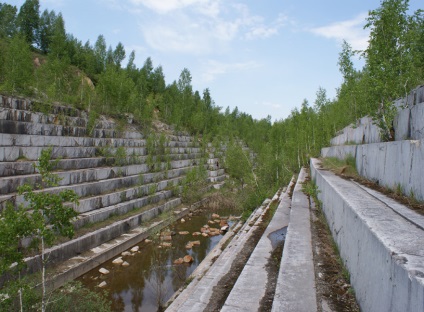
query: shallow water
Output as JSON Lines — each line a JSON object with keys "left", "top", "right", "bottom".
{"left": 78, "top": 207, "right": 235, "bottom": 312}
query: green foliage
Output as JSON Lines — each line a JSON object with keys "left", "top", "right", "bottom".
{"left": 180, "top": 166, "right": 208, "bottom": 204}
{"left": 0, "top": 280, "right": 111, "bottom": 312}
{"left": 114, "top": 146, "right": 127, "bottom": 166}
{"left": 17, "top": 0, "right": 40, "bottom": 46}
{"left": 0, "top": 3, "right": 18, "bottom": 38}
{"left": 0, "top": 203, "right": 33, "bottom": 275}
{"left": 224, "top": 142, "right": 253, "bottom": 189}
{"left": 0, "top": 34, "right": 33, "bottom": 95}
{"left": 17, "top": 148, "right": 79, "bottom": 246}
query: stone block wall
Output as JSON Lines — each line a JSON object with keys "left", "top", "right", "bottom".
{"left": 0, "top": 94, "right": 227, "bottom": 271}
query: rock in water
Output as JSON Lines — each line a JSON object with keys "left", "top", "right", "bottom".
{"left": 212, "top": 213, "right": 220, "bottom": 219}
{"left": 174, "top": 258, "right": 184, "bottom": 265}
{"left": 98, "top": 281, "right": 107, "bottom": 288}
{"left": 181, "top": 218, "right": 186, "bottom": 223}
{"left": 122, "top": 261, "right": 130, "bottom": 267}
{"left": 112, "top": 257, "right": 124, "bottom": 265}
{"left": 183, "top": 255, "right": 194, "bottom": 263}
{"left": 99, "top": 268, "right": 110, "bottom": 275}
{"left": 131, "top": 246, "right": 140, "bottom": 252}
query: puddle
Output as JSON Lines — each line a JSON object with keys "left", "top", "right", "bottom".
{"left": 78, "top": 207, "right": 235, "bottom": 311}
{"left": 268, "top": 226, "right": 287, "bottom": 250}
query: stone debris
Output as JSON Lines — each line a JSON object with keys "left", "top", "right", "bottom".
{"left": 212, "top": 213, "right": 220, "bottom": 219}
{"left": 161, "top": 242, "right": 172, "bottom": 247}
{"left": 181, "top": 218, "right": 186, "bottom": 223}
{"left": 121, "top": 251, "right": 131, "bottom": 256}
{"left": 131, "top": 246, "right": 140, "bottom": 252}
{"left": 191, "top": 240, "right": 200, "bottom": 246}
{"left": 112, "top": 257, "right": 124, "bottom": 265}
{"left": 161, "top": 235, "right": 172, "bottom": 241}
{"left": 122, "top": 261, "right": 130, "bottom": 267}
{"left": 179, "top": 231, "right": 190, "bottom": 235}
{"left": 186, "top": 242, "right": 194, "bottom": 249}
{"left": 144, "top": 239, "right": 152, "bottom": 243}
{"left": 183, "top": 255, "right": 194, "bottom": 263}
{"left": 98, "top": 281, "right": 107, "bottom": 288}
{"left": 192, "top": 232, "right": 201, "bottom": 236}
{"left": 208, "top": 220, "right": 215, "bottom": 225}
{"left": 202, "top": 233, "right": 209, "bottom": 237}
{"left": 99, "top": 268, "right": 109, "bottom": 275}
{"left": 221, "top": 225, "right": 230, "bottom": 233}
{"left": 174, "top": 258, "right": 184, "bottom": 265}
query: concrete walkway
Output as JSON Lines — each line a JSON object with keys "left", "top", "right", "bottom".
{"left": 272, "top": 168, "right": 317, "bottom": 312}
{"left": 221, "top": 179, "right": 293, "bottom": 311}
{"left": 311, "top": 158, "right": 424, "bottom": 312}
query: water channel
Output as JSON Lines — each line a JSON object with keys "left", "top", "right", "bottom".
{"left": 78, "top": 207, "right": 236, "bottom": 312}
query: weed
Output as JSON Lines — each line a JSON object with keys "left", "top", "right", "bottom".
{"left": 115, "top": 146, "right": 127, "bottom": 166}
{"left": 86, "top": 110, "right": 98, "bottom": 136}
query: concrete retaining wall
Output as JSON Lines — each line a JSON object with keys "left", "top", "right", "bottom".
{"left": 310, "top": 159, "right": 424, "bottom": 312}
{"left": 330, "top": 116, "right": 381, "bottom": 146}
{"left": 24, "top": 198, "right": 181, "bottom": 274}
{"left": 394, "top": 102, "right": 424, "bottom": 140}
{"left": 321, "top": 139, "right": 424, "bottom": 201}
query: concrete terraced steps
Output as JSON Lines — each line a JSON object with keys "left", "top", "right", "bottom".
{"left": 271, "top": 169, "right": 317, "bottom": 312}
{"left": 166, "top": 171, "right": 319, "bottom": 312}
{"left": 0, "top": 94, "right": 226, "bottom": 278}
{"left": 166, "top": 196, "right": 277, "bottom": 312}
{"left": 311, "top": 158, "right": 424, "bottom": 312}
{"left": 220, "top": 177, "right": 293, "bottom": 312}
{"left": 221, "top": 169, "right": 317, "bottom": 312}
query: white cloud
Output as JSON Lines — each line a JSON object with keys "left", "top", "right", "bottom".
{"left": 261, "top": 101, "right": 283, "bottom": 110}
{"left": 245, "top": 13, "right": 288, "bottom": 40}
{"left": 310, "top": 13, "right": 369, "bottom": 51}
{"left": 201, "top": 60, "right": 260, "bottom": 82}
{"left": 128, "top": 0, "right": 287, "bottom": 54}
{"left": 130, "top": 0, "right": 211, "bottom": 14}
{"left": 142, "top": 22, "right": 213, "bottom": 54}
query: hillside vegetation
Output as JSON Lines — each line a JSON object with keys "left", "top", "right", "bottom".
{"left": 0, "top": 0, "right": 423, "bottom": 197}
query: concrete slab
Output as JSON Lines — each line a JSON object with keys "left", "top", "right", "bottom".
{"left": 321, "top": 139, "right": 424, "bottom": 201}
{"left": 311, "top": 158, "right": 424, "bottom": 312}
{"left": 272, "top": 169, "right": 317, "bottom": 312}
{"left": 222, "top": 180, "right": 293, "bottom": 312}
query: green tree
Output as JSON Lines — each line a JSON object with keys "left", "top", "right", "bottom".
{"left": 0, "top": 3, "right": 18, "bottom": 38}
{"left": 17, "top": 148, "right": 79, "bottom": 312}
{"left": 17, "top": 0, "right": 40, "bottom": 46}
{"left": 37, "top": 9, "right": 57, "bottom": 53}
{"left": 94, "top": 34, "right": 107, "bottom": 73}
{"left": 1, "top": 34, "right": 33, "bottom": 95}
{"left": 112, "top": 42, "right": 125, "bottom": 67}
{"left": 224, "top": 141, "right": 253, "bottom": 189}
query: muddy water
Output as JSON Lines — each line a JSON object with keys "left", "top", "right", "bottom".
{"left": 78, "top": 207, "right": 235, "bottom": 312}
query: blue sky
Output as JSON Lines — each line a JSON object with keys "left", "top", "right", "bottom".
{"left": 6, "top": 0, "right": 423, "bottom": 121}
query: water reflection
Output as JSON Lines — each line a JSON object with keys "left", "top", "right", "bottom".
{"left": 79, "top": 208, "right": 233, "bottom": 312}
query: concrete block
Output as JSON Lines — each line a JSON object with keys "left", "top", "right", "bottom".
{"left": 310, "top": 158, "right": 424, "bottom": 312}
{"left": 324, "top": 140, "right": 424, "bottom": 201}
{"left": 24, "top": 198, "right": 182, "bottom": 273}
{"left": 410, "top": 103, "right": 424, "bottom": 140}
{"left": 272, "top": 170, "right": 316, "bottom": 312}
{"left": 394, "top": 107, "right": 411, "bottom": 140}
{"left": 416, "top": 85, "right": 424, "bottom": 105}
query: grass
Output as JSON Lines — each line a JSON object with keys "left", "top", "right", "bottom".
{"left": 321, "top": 156, "right": 424, "bottom": 215}
{"left": 321, "top": 155, "right": 358, "bottom": 178}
